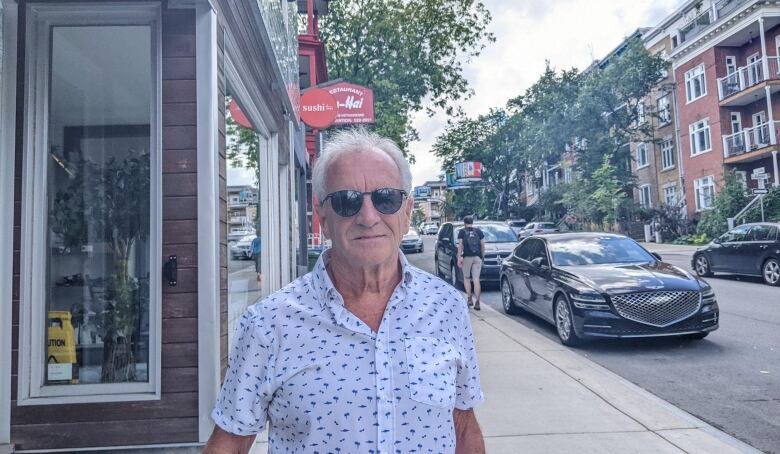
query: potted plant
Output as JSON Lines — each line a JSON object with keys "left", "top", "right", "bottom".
{"left": 50, "top": 150, "right": 150, "bottom": 383}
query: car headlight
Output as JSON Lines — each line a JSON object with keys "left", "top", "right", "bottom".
{"left": 570, "top": 293, "right": 610, "bottom": 310}
{"left": 701, "top": 286, "right": 715, "bottom": 300}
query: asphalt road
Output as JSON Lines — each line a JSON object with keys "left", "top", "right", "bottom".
{"left": 406, "top": 235, "right": 780, "bottom": 454}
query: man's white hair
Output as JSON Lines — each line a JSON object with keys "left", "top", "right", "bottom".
{"left": 312, "top": 127, "right": 413, "bottom": 203}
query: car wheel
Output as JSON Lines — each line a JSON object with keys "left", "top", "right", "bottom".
{"left": 420, "top": 244, "right": 424, "bottom": 253}
{"left": 762, "top": 258, "right": 780, "bottom": 286}
{"left": 694, "top": 255, "right": 713, "bottom": 277}
{"left": 435, "top": 255, "right": 444, "bottom": 278}
{"left": 554, "top": 295, "right": 582, "bottom": 347}
{"left": 501, "top": 278, "right": 521, "bottom": 315}
{"left": 685, "top": 332, "right": 709, "bottom": 340}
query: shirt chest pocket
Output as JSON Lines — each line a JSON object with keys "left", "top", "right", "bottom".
{"left": 404, "top": 337, "right": 459, "bottom": 408}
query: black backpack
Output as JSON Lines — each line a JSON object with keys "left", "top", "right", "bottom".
{"left": 463, "top": 228, "right": 481, "bottom": 256}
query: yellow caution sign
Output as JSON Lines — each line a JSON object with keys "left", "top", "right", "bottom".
{"left": 47, "top": 311, "right": 77, "bottom": 383}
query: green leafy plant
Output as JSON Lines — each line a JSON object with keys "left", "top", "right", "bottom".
{"left": 50, "top": 151, "right": 150, "bottom": 383}
{"left": 696, "top": 172, "right": 750, "bottom": 239}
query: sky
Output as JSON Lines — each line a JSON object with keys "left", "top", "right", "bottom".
{"left": 408, "top": 0, "right": 687, "bottom": 187}
{"left": 228, "top": 0, "right": 687, "bottom": 187}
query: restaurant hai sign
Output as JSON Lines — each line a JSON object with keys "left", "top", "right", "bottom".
{"left": 300, "top": 81, "right": 375, "bottom": 129}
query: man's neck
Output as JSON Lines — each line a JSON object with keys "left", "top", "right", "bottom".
{"left": 326, "top": 252, "right": 402, "bottom": 298}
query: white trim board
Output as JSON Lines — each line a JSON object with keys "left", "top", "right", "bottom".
{"left": 196, "top": 1, "right": 221, "bottom": 442}
{"left": 0, "top": 0, "right": 18, "bottom": 444}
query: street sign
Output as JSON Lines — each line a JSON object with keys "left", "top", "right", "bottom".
{"left": 752, "top": 188, "right": 769, "bottom": 195}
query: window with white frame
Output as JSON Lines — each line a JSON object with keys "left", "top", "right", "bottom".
{"left": 694, "top": 176, "right": 716, "bottom": 211}
{"left": 663, "top": 184, "right": 677, "bottom": 206}
{"left": 636, "top": 143, "right": 649, "bottom": 168}
{"left": 657, "top": 95, "right": 671, "bottom": 125}
{"left": 661, "top": 138, "right": 675, "bottom": 170}
{"left": 685, "top": 64, "right": 707, "bottom": 102}
{"left": 639, "top": 184, "right": 652, "bottom": 208}
{"left": 19, "top": 3, "right": 161, "bottom": 404}
{"left": 636, "top": 102, "right": 646, "bottom": 124}
{"left": 689, "top": 119, "right": 711, "bottom": 155}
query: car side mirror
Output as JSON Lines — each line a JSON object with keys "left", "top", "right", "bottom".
{"left": 713, "top": 237, "right": 721, "bottom": 244}
{"left": 651, "top": 252, "right": 662, "bottom": 261}
{"left": 530, "top": 257, "right": 550, "bottom": 270}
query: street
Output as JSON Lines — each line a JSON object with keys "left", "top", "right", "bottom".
{"left": 407, "top": 235, "right": 780, "bottom": 454}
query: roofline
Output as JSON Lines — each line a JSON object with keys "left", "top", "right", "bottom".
{"left": 642, "top": 0, "right": 699, "bottom": 42}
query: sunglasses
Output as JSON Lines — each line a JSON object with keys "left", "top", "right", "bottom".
{"left": 322, "top": 188, "right": 408, "bottom": 217}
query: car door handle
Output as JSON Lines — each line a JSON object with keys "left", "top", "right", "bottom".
{"left": 523, "top": 272, "right": 530, "bottom": 277}
{"left": 760, "top": 245, "right": 768, "bottom": 249}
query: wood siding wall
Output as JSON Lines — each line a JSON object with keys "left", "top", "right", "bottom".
{"left": 10, "top": 6, "right": 200, "bottom": 450}
{"left": 217, "top": 20, "right": 229, "bottom": 379}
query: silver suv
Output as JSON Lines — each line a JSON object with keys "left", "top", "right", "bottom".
{"left": 517, "top": 222, "right": 559, "bottom": 239}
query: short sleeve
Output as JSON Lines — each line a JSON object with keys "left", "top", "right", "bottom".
{"left": 211, "top": 309, "right": 276, "bottom": 435}
{"left": 478, "top": 229, "right": 485, "bottom": 240}
{"left": 457, "top": 229, "right": 464, "bottom": 241}
{"left": 454, "top": 307, "right": 485, "bottom": 410}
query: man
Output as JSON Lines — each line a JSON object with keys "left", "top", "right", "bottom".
{"left": 250, "top": 235, "right": 262, "bottom": 284}
{"left": 205, "top": 128, "right": 485, "bottom": 454}
{"left": 457, "top": 216, "right": 485, "bottom": 310}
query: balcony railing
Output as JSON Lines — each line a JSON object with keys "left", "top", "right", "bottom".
{"left": 229, "top": 216, "right": 248, "bottom": 224}
{"left": 717, "top": 56, "right": 780, "bottom": 100}
{"left": 677, "top": 0, "right": 749, "bottom": 46}
{"left": 722, "top": 121, "right": 779, "bottom": 158}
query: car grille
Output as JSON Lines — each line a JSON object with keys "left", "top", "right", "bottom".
{"left": 483, "top": 252, "right": 511, "bottom": 266}
{"left": 610, "top": 291, "right": 701, "bottom": 328}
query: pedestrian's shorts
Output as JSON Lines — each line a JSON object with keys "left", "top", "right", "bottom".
{"left": 462, "top": 256, "right": 482, "bottom": 279}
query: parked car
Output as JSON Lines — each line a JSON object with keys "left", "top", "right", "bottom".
{"left": 230, "top": 234, "right": 256, "bottom": 260}
{"left": 401, "top": 228, "right": 424, "bottom": 254}
{"left": 500, "top": 233, "right": 719, "bottom": 346}
{"left": 506, "top": 219, "right": 527, "bottom": 237}
{"left": 228, "top": 228, "right": 255, "bottom": 243}
{"left": 517, "top": 221, "right": 559, "bottom": 238}
{"left": 435, "top": 221, "right": 520, "bottom": 287}
{"left": 421, "top": 222, "right": 439, "bottom": 235}
{"left": 692, "top": 222, "right": 780, "bottom": 286}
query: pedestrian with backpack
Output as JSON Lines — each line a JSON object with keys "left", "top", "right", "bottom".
{"left": 457, "top": 216, "right": 485, "bottom": 310}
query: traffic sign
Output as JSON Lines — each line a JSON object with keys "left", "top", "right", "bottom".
{"left": 752, "top": 188, "right": 769, "bottom": 195}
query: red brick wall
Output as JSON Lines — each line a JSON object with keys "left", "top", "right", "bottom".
{"left": 675, "top": 48, "right": 725, "bottom": 216}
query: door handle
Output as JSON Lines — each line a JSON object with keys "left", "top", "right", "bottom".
{"left": 163, "top": 255, "right": 178, "bottom": 286}
{"left": 760, "top": 245, "right": 768, "bottom": 249}
{"left": 523, "top": 272, "right": 530, "bottom": 277}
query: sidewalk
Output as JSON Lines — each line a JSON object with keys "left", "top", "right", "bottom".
{"left": 640, "top": 241, "right": 702, "bottom": 255}
{"left": 250, "top": 303, "right": 759, "bottom": 454}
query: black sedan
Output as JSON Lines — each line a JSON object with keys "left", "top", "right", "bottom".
{"left": 500, "top": 233, "right": 719, "bottom": 346}
{"left": 692, "top": 222, "right": 780, "bottom": 286}
{"left": 435, "top": 221, "right": 519, "bottom": 286}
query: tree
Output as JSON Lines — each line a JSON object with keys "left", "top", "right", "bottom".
{"left": 50, "top": 152, "right": 151, "bottom": 383}
{"left": 320, "top": 0, "right": 494, "bottom": 156}
{"left": 432, "top": 109, "right": 524, "bottom": 220}
{"left": 411, "top": 207, "right": 426, "bottom": 227}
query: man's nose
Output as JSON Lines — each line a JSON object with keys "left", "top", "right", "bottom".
{"left": 355, "top": 193, "right": 381, "bottom": 226}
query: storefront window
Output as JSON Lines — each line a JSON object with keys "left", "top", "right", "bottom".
{"left": 45, "top": 24, "right": 153, "bottom": 386}
{"left": 19, "top": 3, "right": 160, "bottom": 404}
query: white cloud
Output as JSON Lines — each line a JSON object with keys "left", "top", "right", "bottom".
{"left": 409, "top": 0, "right": 686, "bottom": 187}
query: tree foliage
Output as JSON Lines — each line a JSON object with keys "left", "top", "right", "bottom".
{"left": 434, "top": 37, "right": 667, "bottom": 226}
{"left": 320, "top": 0, "right": 494, "bottom": 156}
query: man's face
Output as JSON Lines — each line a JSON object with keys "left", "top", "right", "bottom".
{"left": 317, "top": 149, "right": 412, "bottom": 269}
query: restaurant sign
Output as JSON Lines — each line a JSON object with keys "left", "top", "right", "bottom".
{"left": 325, "top": 82, "right": 375, "bottom": 125}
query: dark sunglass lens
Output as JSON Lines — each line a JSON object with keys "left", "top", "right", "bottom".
{"left": 372, "top": 188, "right": 404, "bottom": 214}
{"left": 331, "top": 190, "right": 363, "bottom": 217}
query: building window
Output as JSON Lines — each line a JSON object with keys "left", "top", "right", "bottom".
{"left": 657, "top": 95, "right": 671, "bottom": 125}
{"left": 661, "top": 138, "right": 675, "bottom": 170}
{"left": 685, "top": 64, "right": 707, "bottom": 102}
{"left": 19, "top": 3, "right": 161, "bottom": 403}
{"left": 694, "top": 176, "right": 716, "bottom": 211}
{"left": 636, "top": 143, "right": 649, "bottom": 168}
{"left": 689, "top": 119, "right": 712, "bottom": 156}
{"left": 639, "top": 185, "right": 652, "bottom": 208}
{"left": 636, "top": 102, "right": 646, "bottom": 124}
{"left": 663, "top": 185, "right": 677, "bottom": 206}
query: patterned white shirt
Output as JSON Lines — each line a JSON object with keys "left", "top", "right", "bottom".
{"left": 212, "top": 250, "right": 484, "bottom": 453}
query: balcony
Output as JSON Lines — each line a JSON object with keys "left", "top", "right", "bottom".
{"left": 722, "top": 121, "right": 778, "bottom": 161}
{"left": 717, "top": 56, "right": 780, "bottom": 105}
{"left": 676, "top": 0, "right": 749, "bottom": 47}
{"left": 229, "top": 216, "right": 248, "bottom": 225}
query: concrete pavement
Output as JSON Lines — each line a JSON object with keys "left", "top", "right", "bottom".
{"left": 248, "top": 301, "right": 760, "bottom": 453}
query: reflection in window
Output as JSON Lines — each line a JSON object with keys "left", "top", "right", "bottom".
{"left": 46, "top": 26, "right": 152, "bottom": 385}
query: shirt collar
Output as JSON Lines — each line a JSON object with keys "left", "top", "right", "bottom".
{"left": 312, "top": 249, "right": 414, "bottom": 307}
